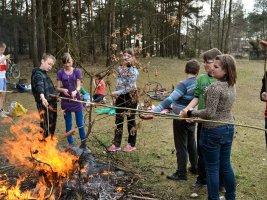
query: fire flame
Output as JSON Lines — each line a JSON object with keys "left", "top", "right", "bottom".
{"left": 0, "top": 112, "right": 78, "bottom": 199}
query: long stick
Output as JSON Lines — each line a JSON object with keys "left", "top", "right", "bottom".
{"left": 49, "top": 94, "right": 267, "bottom": 131}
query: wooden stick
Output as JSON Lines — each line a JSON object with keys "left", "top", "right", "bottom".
{"left": 0, "top": 90, "right": 17, "bottom": 93}
{"left": 62, "top": 129, "right": 75, "bottom": 138}
{"left": 49, "top": 94, "right": 267, "bottom": 132}
{"left": 127, "top": 195, "right": 158, "bottom": 200}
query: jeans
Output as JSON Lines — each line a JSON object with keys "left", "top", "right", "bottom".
{"left": 200, "top": 125, "right": 236, "bottom": 200}
{"left": 265, "top": 118, "right": 267, "bottom": 152}
{"left": 173, "top": 119, "right": 197, "bottom": 176}
{"left": 64, "top": 111, "right": 86, "bottom": 145}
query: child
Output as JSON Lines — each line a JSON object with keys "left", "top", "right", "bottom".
{"left": 31, "top": 53, "right": 57, "bottom": 139}
{"left": 93, "top": 74, "right": 106, "bottom": 103}
{"left": 153, "top": 59, "right": 200, "bottom": 180}
{"left": 57, "top": 53, "right": 89, "bottom": 153}
{"left": 108, "top": 49, "right": 139, "bottom": 152}
{"left": 0, "top": 42, "right": 10, "bottom": 117}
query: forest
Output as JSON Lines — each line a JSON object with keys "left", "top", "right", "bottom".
{"left": 0, "top": 0, "right": 267, "bottom": 66}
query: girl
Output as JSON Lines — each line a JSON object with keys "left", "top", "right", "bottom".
{"left": 108, "top": 49, "right": 139, "bottom": 152}
{"left": 57, "top": 53, "right": 88, "bottom": 152}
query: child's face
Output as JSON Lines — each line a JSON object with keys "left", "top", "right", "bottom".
{"left": 122, "top": 53, "right": 132, "bottom": 66}
{"left": 203, "top": 59, "right": 215, "bottom": 74}
{"left": 41, "top": 58, "right": 55, "bottom": 71}
{"left": 64, "top": 56, "right": 73, "bottom": 67}
{"left": 0, "top": 47, "right": 6, "bottom": 54}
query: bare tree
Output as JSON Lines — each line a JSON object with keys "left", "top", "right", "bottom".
{"left": 37, "top": 0, "right": 46, "bottom": 59}
{"left": 31, "top": 0, "right": 38, "bottom": 67}
{"left": 224, "top": 0, "right": 232, "bottom": 53}
{"left": 47, "top": 0, "right": 52, "bottom": 53}
{"left": 209, "top": 0, "right": 213, "bottom": 48}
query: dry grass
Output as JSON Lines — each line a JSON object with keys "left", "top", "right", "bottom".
{"left": 1, "top": 57, "right": 267, "bottom": 199}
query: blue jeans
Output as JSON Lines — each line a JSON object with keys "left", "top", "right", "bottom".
{"left": 200, "top": 125, "right": 236, "bottom": 200}
{"left": 64, "top": 111, "right": 86, "bottom": 145}
{"left": 265, "top": 118, "right": 267, "bottom": 152}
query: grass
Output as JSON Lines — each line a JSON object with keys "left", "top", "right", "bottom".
{"left": 1, "top": 57, "right": 267, "bottom": 199}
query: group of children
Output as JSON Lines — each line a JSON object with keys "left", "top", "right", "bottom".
{"left": 152, "top": 48, "right": 237, "bottom": 200}
{"left": 30, "top": 53, "right": 107, "bottom": 153}
{"left": 30, "top": 49, "right": 139, "bottom": 154}
{"left": 0, "top": 42, "right": 242, "bottom": 199}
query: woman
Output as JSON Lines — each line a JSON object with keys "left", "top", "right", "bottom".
{"left": 57, "top": 53, "right": 88, "bottom": 152}
{"left": 181, "top": 54, "right": 237, "bottom": 200}
{"left": 108, "top": 49, "right": 139, "bottom": 152}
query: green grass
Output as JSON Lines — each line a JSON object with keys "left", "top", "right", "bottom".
{"left": 2, "top": 57, "right": 267, "bottom": 199}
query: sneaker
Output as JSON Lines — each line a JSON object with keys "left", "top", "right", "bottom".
{"left": 192, "top": 181, "right": 206, "bottom": 189}
{"left": 219, "top": 186, "right": 226, "bottom": 193}
{"left": 123, "top": 144, "right": 136, "bottom": 152}
{"left": 0, "top": 111, "right": 8, "bottom": 118}
{"left": 107, "top": 144, "right": 121, "bottom": 152}
{"left": 1, "top": 109, "right": 9, "bottom": 115}
{"left": 167, "top": 172, "right": 187, "bottom": 181}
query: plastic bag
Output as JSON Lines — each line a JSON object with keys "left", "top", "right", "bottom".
{"left": 9, "top": 101, "right": 28, "bottom": 116}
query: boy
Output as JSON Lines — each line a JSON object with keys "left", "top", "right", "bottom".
{"left": 0, "top": 42, "right": 10, "bottom": 117}
{"left": 153, "top": 59, "right": 200, "bottom": 180}
{"left": 31, "top": 53, "right": 57, "bottom": 139}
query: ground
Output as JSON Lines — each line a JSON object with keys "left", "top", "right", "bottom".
{"left": 0, "top": 56, "right": 267, "bottom": 199}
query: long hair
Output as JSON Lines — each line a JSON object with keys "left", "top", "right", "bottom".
{"left": 215, "top": 54, "right": 237, "bottom": 86}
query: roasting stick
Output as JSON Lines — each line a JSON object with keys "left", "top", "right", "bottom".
{"left": 49, "top": 94, "right": 267, "bottom": 132}
{"left": 0, "top": 90, "right": 17, "bottom": 93}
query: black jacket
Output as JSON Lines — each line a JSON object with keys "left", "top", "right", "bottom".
{"left": 31, "top": 68, "right": 57, "bottom": 103}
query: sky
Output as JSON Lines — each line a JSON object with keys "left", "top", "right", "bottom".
{"left": 201, "top": 0, "right": 256, "bottom": 15}
{"left": 242, "top": 0, "right": 255, "bottom": 13}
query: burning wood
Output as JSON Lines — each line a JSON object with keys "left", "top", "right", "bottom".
{"left": 0, "top": 111, "right": 138, "bottom": 199}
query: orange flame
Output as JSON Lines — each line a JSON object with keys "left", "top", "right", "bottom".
{"left": 0, "top": 111, "right": 78, "bottom": 199}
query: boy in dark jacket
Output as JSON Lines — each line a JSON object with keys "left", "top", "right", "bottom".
{"left": 31, "top": 53, "right": 57, "bottom": 139}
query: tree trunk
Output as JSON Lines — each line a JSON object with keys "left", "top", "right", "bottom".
{"left": 76, "top": 0, "right": 82, "bottom": 58}
{"left": 67, "top": 0, "right": 73, "bottom": 40}
{"left": 208, "top": 0, "right": 213, "bottom": 49}
{"left": 220, "top": 0, "right": 227, "bottom": 51}
{"left": 224, "top": 0, "right": 232, "bottom": 53}
{"left": 47, "top": 0, "right": 52, "bottom": 53}
{"left": 11, "top": 0, "right": 18, "bottom": 62}
{"left": 32, "top": 0, "right": 39, "bottom": 67}
{"left": 55, "top": 0, "right": 62, "bottom": 52}
{"left": 217, "top": 0, "right": 222, "bottom": 48}
{"left": 106, "top": 0, "right": 115, "bottom": 67}
{"left": 25, "top": 0, "right": 32, "bottom": 58}
{"left": 37, "top": 0, "right": 46, "bottom": 60}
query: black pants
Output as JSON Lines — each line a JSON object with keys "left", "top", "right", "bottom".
{"left": 36, "top": 102, "right": 57, "bottom": 138}
{"left": 196, "top": 123, "right": 207, "bottom": 183}
{"left": 173, "top": 119, "right": 197, "bottom": 176}
{"left": 93, "top": 94, "right": 105, "bottom": 103}
{"left": 113, "top": 93, "right": 137, "bottom": 147}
